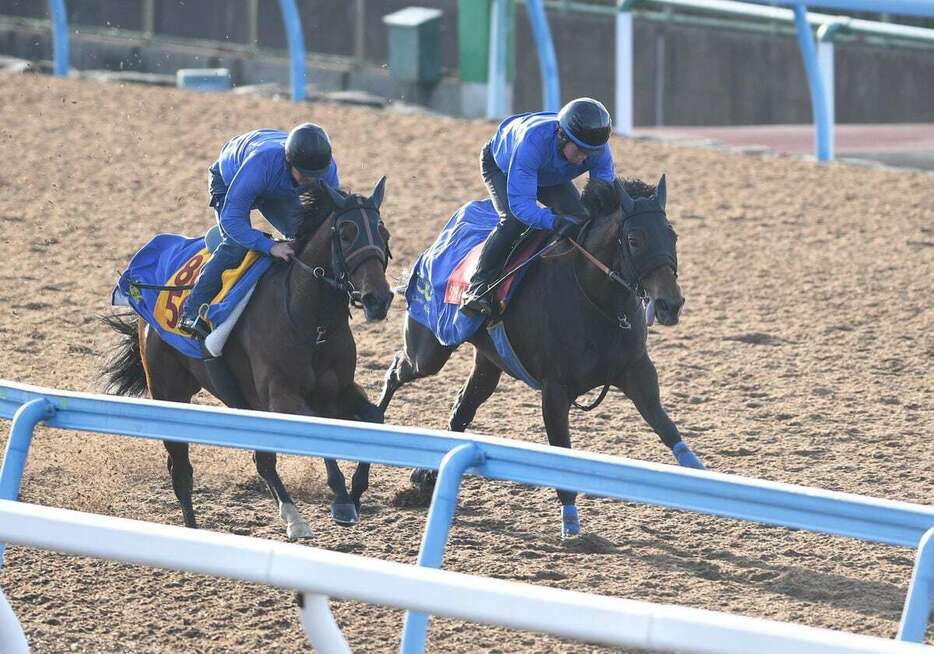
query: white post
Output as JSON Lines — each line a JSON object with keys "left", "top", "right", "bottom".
{"left": 486, "top": 0, "right": 508, "bottom": 119}
{"left": 297, "top": 593, "right": 351, "bottom": 654}
{"left": 0, "top": 589, "right": 29, "bottom": 654}
{"left": 816, "top": 39, "right": 835, "bottom": 160}
{"left": 615, "top": 4, "right": 634, "bottom": 134}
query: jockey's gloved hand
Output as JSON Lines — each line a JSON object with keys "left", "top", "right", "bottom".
{"left": 553, "top": 214, "right": 583, "bottom": 241}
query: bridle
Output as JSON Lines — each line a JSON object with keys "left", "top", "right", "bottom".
{"left": 291, "top": 199, "right": 391, "bottom": 309}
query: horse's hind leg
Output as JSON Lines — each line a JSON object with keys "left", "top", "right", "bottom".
{"left": 141, "top": 325, "right": 202, "bottom": 528}
{"left": 378, "top": 315, "right": 454, "bottom": 412}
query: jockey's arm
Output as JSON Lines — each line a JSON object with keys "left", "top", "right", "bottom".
{"left": 505, "top": 143, "right": 557, "bottom": 231}
{"left": 218, "top": 153, "right": 277, "bottom": 255}
{"left": 589, "top": 145, "right": 616, "bottom": 183}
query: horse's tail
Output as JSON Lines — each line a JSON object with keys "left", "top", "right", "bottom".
{"left": 100, "top": 313, "right": 148, "bottom": 397}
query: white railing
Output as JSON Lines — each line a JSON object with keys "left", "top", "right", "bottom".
{"left": 1, "top": 500, "right": 931, "bottom": 654}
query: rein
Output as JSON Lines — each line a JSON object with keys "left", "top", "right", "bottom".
{"left": 283, "top": 203, "right": 390, "bottom": 348}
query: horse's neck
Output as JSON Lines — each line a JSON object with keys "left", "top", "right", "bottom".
{"left": 288, "top": 214, "right": 341, "bottom": 320}
{"left": 574, "top": 210, "right": 634, "bottom": 314}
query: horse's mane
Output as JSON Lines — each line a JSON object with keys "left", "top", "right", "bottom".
{"left": 581, "top": 177, "right": 656, "bottom": 218}
{"left": 291, "top": 182, "right": 361, "bottom": 251}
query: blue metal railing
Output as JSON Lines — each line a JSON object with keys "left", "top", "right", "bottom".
{"left": 744, "top": 1, "right": 934, "bottom": 160}
{"left": 40, "top": 1, "right": 309, "bottom": 101}
{"left": 1, "top": 380, "right": 933, "bottom": 648}
{"left": 47, "top": 0, "right": 68, "bottom": 77}
{"left": 526, "top": 0, "right": 561, "bottom": 111}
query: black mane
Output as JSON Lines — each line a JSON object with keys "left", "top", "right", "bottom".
{"left": 581, "top": 177, "right": 656, "bottom": 218}
{"left": 292, "top": 182, "right": 353, "bottom": 251}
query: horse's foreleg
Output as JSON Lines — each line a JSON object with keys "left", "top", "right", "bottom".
{"left": 263, "top": 393, "right": 315, "bottom": 539}
{"left": 449, "top": 350, "right": 503, "bottom": 432}
{"left": 339, "top": 384, "right": 384, "bottom": 513}
{"left": 378, "top": 317, "right": 454, "bottom": 413}
{"left": 616, "top": 354, "right": 705, "bottom": 470}
{"left": 541, "top": 380, "right": 580, "bottom": 539}
{"left": 251, "top": 450, "right": 312, "bottom": 539}
{"left": 164, "top": 441, "right": 197, "bottom": 528}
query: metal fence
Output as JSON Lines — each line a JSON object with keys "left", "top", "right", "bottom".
{"left": 2, "top": 380, "right": 933, "bottom": 650}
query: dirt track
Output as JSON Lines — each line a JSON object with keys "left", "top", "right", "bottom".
{"left": 0, "top": 71, "right": 932, "bottom": 653}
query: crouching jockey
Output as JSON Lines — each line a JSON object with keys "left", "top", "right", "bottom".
{"left": 178, "top": 123, "right": 340, "bottom": 339}
{"left": 460, "top": 97, "right": 616, "bottom": 318}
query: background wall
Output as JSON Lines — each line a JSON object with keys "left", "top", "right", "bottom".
{"left": 0, "top": 0, "right": 932, "bottom": 125}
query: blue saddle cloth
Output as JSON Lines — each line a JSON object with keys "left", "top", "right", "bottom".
{"left": 405, "top": 200, "right": 505, "bottom": 347}
{"left": 405, "top": 200, "right": 542, "bottom": 389}
{"left": 112, "top": 232, "right": 273, "bottom": 359}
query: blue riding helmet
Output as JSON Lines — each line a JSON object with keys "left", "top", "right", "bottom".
{"left": 557, "top": 98, "right": 612, "bottom": 150}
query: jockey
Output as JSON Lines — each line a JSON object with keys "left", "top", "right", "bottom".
{"left": 460, "top": 97, "right": 615, "bottom": 318}
{"left": 178, "top": 123, "right": 340, "bottom": 339}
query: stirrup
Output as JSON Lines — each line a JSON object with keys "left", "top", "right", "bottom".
{"left": 178, "top": 314, "right": 211, "bottom": 340}
{"left": 460, "top": 293, "right": 497, "bottom": 318}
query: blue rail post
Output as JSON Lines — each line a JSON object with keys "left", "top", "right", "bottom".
{"left": 276, "top": 0, "right": 307, "bottom": 102}
{"left": 400, "top": 443, "right": 485, "bottom": 654}
{"left": 792, "top": 4, "right": 831, "bottom": 162}
{"left": 0, "top": 398, "right": 55, "bottom": 568}
{"left": 48, "top": 0, "right": 69, "bottom": 77}
{"left": 525, "top": 0, "right": 560, "bottom": 111}
{"left": 898, "top": 527, "right": 934, "bottom": 642}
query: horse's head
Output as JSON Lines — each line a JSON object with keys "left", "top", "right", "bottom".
{"left": 316, "top": 177, "right": 394, "bottom": 321}
{"left": 616, "top": 175, "right": 683, "bottom": 325}
{"left": 583, "top": 175, "right": 683, "bottom": 326}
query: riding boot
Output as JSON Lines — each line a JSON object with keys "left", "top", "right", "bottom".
{"left": 460, "top": 224, "right": 520, "bottom": 317}
{"left": 203, "top": 355, "right": 250, "bottom": 410}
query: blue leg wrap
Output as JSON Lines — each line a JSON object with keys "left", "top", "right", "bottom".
{"left": 672, "top": 441, "right": 705, "bottom": 470}
{"left": 561, "top": 504, "right": 580, "bottom": 539}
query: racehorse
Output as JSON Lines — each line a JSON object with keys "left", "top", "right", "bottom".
{"left": 102, "top": 178, "right": 393, "bottom": 539}
{"left": 378, "top": 175, "right": 704, "bottom": 538}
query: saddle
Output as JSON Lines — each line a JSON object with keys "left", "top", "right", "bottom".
{"left": 112, "top": 226, "right": 273, "bottom": 359}
{"left": 443, "top": 230, "right": 549, "bottom": 312}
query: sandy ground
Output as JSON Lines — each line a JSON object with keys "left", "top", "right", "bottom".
{"left": 0, "top": 72, "right": 932, "bottom": 653}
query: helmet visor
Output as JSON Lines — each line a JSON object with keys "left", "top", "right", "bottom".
{"left": 292, "top": 160, "right": 331, "bottom": 178}
{"left": 566, "top": 124, "right": 611, "bottom": 150}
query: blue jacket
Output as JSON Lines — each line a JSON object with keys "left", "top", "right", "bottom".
{"left": 215, "top": 129, "right": 340, "bottom": 254}
{"left": 489, "top": 112, "right": 614, "bottom": 230}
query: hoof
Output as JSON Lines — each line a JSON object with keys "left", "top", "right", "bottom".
{"left": 280, "top": 502, "right": 313, "bottom": 540}
{"left": 332, "top": 501, "right": 359, "bottom": 527}
{"left": 561, "top": 505, "right": 580, "bottom": 540}
{"left": 287, "top": 521, "right": 314, "bottom": 540}
{"left": 672, "top": 442, "right": 705, "bottom": 470}
{"left": 410, "top": 468, "right": 437, "bottom": 491}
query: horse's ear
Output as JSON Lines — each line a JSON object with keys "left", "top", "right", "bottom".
{"left": 617, "top": 179, "right": 636, "bottom": 214}
{"left": 369, "top": 176, "right": 387, "bottom": 210}
{"left": 323, "top": 182, "right": 347, "bottom": 211}
{"left": 655, "top": 174, "right": 667, "bottom": 211}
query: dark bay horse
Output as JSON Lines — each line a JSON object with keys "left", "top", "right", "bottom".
{"left": 103, "top": 178, "right": 393, "bottom": 539}
{"left": 378, "top": 176, "right": 705, "bottom": 538}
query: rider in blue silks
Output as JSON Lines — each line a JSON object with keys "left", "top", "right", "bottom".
{"left": 460, "top": 98, "right": 616, "bottom": 318}
{"left": 178, "top": 123, "right": 340, "bottom": 339}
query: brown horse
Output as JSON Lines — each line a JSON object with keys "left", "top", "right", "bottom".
{"left": 378, "top": 176, "right": 704, "bottom": 538}
{"left": 103, "top": 178, "right": 393, "bottom": 539}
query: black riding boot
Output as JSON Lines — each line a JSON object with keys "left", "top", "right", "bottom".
{"left": 460, "top": 222, "right": 521, "bottom": 317}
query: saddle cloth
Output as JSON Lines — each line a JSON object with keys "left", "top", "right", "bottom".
{"left": 405, "top": 198, "right": 547, "bottom": 350}
{"left": 112, "top": 230, "right": 273, "bottom": 359}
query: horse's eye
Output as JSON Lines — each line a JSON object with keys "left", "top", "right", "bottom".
{"left": 378, "top": 222, "right": 390, "bottom": 241}
{"left": 340, "top": 222, "right": 359, "bottom": 242}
